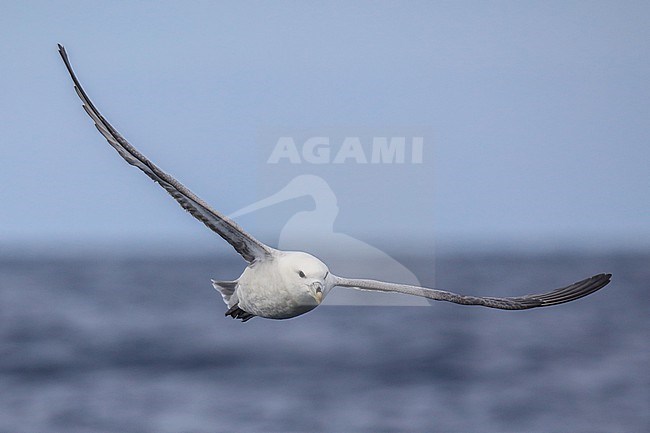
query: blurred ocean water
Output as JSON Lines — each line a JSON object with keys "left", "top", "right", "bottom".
{"left": 0, "top": 250, "right": 648, "bottom": 433}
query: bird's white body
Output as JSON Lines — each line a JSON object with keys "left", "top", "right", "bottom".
{"left": 214, "top": 251, "right": 333, "bottom": 319}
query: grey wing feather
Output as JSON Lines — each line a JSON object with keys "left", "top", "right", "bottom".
{"left": 58, "top": 44, "right": 272, "bottom": 263}
{"left": 333, "top": 273, "right": 611, "bottom": 310}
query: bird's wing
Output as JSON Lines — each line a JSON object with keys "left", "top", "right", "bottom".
{"left": 58, "top": 44, "right": 273, "bottom": 263}
{"left": 332, "top": 273, "right": 611, "bottom": 310}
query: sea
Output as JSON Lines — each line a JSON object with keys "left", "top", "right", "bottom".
{"left": 0, "top": 249, "right": 648, "bottom": 433}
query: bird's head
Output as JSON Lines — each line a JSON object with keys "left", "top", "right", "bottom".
{"left": 278, "top": 251, "right": 333, "bottom": 306}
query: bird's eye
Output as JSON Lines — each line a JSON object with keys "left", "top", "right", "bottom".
{"left": 298, "top": 270, "right": 306, "bottom": 278}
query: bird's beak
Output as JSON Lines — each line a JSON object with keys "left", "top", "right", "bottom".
{"left": 312, "top": 282, "right": 324, "bottom": 304}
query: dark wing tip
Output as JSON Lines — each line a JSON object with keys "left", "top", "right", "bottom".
{"left": 536, "top": 272, "right": 612, "bottom": 307}
{"left": 491, "top": 272, "right": 612, "bottom": 310}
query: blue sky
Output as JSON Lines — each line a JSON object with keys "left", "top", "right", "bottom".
{"left": 1, "top": 1, "right": 648, "bottom": 254}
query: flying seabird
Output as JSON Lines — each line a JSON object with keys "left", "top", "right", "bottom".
{"left": 58, "top": 44, "right": 611, "bottom": 322}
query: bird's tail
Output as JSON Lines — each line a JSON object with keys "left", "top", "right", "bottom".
{"left": 211, "top": 279, "right": 238, "bottom": 306}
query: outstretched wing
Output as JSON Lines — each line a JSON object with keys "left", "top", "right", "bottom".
{"left": 332, "top": 273, "right": 611, "bottom": 310}
{"left": 58, "top": 44, "right": 272, "bottom": 263}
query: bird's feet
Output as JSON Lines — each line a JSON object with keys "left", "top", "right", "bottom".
{"left": 225, "top": 303, "right": 256, "bottom": 322}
